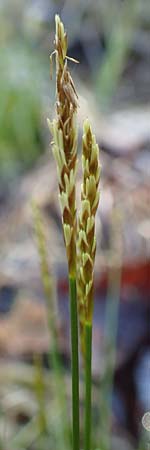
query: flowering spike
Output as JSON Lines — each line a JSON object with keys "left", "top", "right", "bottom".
{"left": 77, "top": 120, "right": 101, "bottom": 354}
{"left": 47, "top": 15, "right": 78, "bottom": 277}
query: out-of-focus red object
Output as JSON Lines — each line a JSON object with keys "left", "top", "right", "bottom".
{"left": 58, "top": 260, "right": 150, "bottom": 302}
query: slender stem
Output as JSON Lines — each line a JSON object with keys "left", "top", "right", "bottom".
{"left": 84, "top": 321, "right": 92, "bottom": 450}
{"left": 32, "top": 202, "right": 71, "bottom": 446}
{"left": 69, "top": 276, "right": 80, "bottom": 450}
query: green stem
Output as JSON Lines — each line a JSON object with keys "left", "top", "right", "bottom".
{"left": 32, "top": 202, "right": 71, "bottom": 447}
{"left": 69, "top": 277, "right": 80, "bottom": 450}
{"left": 84, "top": 321, "right": 92, "bottom": 450}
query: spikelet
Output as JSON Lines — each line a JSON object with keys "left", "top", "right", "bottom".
{"left": 47, "top": 15, "right": 78, "bottom": 277}
{"left": 77, "top": 119, "right": 101, "bottom": 353}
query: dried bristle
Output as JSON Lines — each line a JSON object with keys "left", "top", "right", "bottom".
{"left": 77, "top": 119, "right": 101, "bottom": 352}
{"left": 47, "top": 15, "right": 78, "bottom": 277}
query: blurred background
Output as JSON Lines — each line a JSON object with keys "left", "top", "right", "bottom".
{"left": 0, "top": 0, "right": 150, "bottom": 449}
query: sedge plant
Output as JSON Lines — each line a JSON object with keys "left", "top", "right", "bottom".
{"left": 47, "top": 15, "right": 100, "bottom": 450}
{"left": 77, "top": 120, "right": 100, "bottom": 450}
